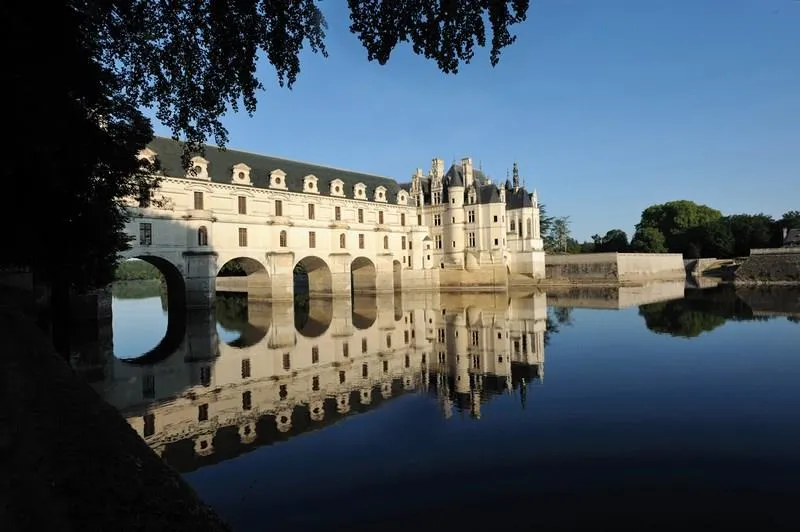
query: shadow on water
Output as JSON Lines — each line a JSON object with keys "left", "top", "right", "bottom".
{"left": 215, "top": 292, "right": 268, "bottom": 348}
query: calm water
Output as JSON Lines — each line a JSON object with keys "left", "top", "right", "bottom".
{"left": 75, "top": 281, "right": 800, "bottom": 530}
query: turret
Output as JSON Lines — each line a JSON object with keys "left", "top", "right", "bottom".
{"left": 512, "top": 162, "right": 520, "bottom": 192}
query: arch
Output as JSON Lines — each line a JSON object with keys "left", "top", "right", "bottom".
{"left": 383, "top": 235, "right": 389, "bottom": 249}
{"left": 214, "top": 292, "right": 269, "bottom": 348}
{"left": 216, "top": 256, "right": 271, "bottom": 299}
{"left": 393, "top": 260, "right": 403, "bottom": 291}
{"left": 294, "top": 292, "right": 332, "bottom": 338}
{"left": 114, "top": 255, "right": 187, "bottom": 364}
{"left": 339, "top": 233, "right": 346, "bottom": 249}
{"left": 352, "top": 294, "right": 377, "bottom": 330}
{"left": 294, "top": 256, "right": 333, "bottom": 297}
{"left": 197, "top": 226, "right": 208, "bottom": 246}
{"left": 351, "top": 257, "right": 377, "bottom": 293}
{"left": 279, "top": 230, "right": 287, "bottom": 247}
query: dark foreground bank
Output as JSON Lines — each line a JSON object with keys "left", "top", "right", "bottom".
{"left": 0, "top": 301, "right": 230, "bottom": 532}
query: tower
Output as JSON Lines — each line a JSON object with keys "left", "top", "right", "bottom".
{"left": 512, "top": 162, "right": 520, "bottom": 192}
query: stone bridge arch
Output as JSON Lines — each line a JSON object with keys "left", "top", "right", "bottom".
{"left": 216, "top": 255, "right": 271, "bottom": 300}
{"left": 294, "top": 256, "right": 333, "bottom": 298}
{"left": 351, "top": 257, "right": 377, "bottom": 294}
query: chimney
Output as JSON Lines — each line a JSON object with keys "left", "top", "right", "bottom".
{"left": 461, "top": 157, "right": 473, "bottom": 184}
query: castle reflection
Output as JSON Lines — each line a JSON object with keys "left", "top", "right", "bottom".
{"left": 75, "top": 290, "right": 548, "bottom": 474}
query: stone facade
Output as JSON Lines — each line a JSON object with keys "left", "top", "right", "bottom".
{"left": 544, "top": 252, "right": 686, "bottom": 284}
{"left": 122, "top": 138, "right": 545, "bottom": 308}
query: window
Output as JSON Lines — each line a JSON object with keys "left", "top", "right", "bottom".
{"left": 527, "top": 219, "right": 532, "bottom": 237}
{"left": 433, "top": 192, "right": 441, "bottom": 204}
{"left": 468, "top": 232, "right": 476, "bottom": 248}
{"left": 200, "top": 366, "right": 211, "bottom": 387}
{"left": 471, "top": 330, "right": 479, "bottom": 346}
{"left": 335, "top": 206, "right": 341, "bottom": 221}
{"left": 194, "top": 191, "right": 204, "bottom": 210}
{"left": 359, "top": 234, "right": 365, "bottom": 249}
{"left": 494, "top": 238, "right": 499, "bottom": 246}
{"left": 401, "top": 236, "right": 406, "bottom": 250}
{"left": 362, "top": 338, "right": 368, "bottom": 353}
{"left": 417, "top": 215, "right": 422, "bottom": 225}
{"left": 279, "top": 384, "right": 288, "bottom": 399}
{"left": 138, "top": 185, "right": 150, "bottom": 208}
{"left": 358, "top": 209, "right": 364, "bottom": 223}
{"left": 198, "top": 404, "right": 208, "bottom": 422}
{"left": 472, "top": 355, "right": 481, "bottom": 369}
{"left": 405, "top": 355, "right": 410, "bottom": 368}
{"left": 279, "top": 230, "right": 287, "bottom": 247}
{"left": 238, "top": 196, "right": 247, "bottom": 214}
{"left": 308, "top": 231, "right": 316, "bottom": 248}
{"left": 362, "top": 364, "right": 369, "bottom": 378}
{"left": 339, "top": 371, "right": 346, "bottom": 384}
{"left": 435, "top": 235, "right": 442, "bottom": 249}
{"left": 340, "top": 233, "right": 346, "bottom": 248}
{"left": 378, "top": 211, "right": 384, "bottom": 224}
{"left": 343, "top": 343, "right": 349, "bottom": 357}
{"left": 275, "top": 199, "right": 283, "bottom": 216}
{"left": 241, "top": 358, "right": 251, "bottom": 379}
{"left": 238, "top": 227, "right": 248, "bottom": 247}
{"left": 510, "top": 219, "right": 516, "bottom": 231}
{"left": 282, "top": 353, "right": 291, "bottom": 371}
{"left": 142, "top": 374, "right": 155, "bottom": 399}
{"left": 437, "top": 329, "right": 445, "bottom": 342}
{"left": 382, "top": 360, "right": 389, "bottom": 373}
{"left": 386, "top": 334, "right": 392, "bottom": 348}
{"left": 143, "top": 414, "right": 155, "bottom": 437}
{"left": 404, "top": 331, "right": 409, "bottom": 344}
{"left": 242, "top": 391, "right": 252, "bottom": 410}
{"left": 197, "top": 226, "right": 208, "bottom": 246}
{"left": 312, "top": 346, "right": 319, "bottom": 364}
{"left": 493, "top": 215, "right": 498, "bottom": 222}
{"left": 308, "top": 204, "right": 315, "bottom": 219}
{"left": 468, "top": 210, "right": 475, "bottom": 223}
{"left": 312, "top": 376, "right": 320, "bottom": 391}
{"left": 383, "top": 235, "right": 389, "bottom": 249}
{"left": 434, "top": 214, "right": 441, "bottom": 226}
{"left": 401, "top": 213, "right": 406, "bottom": 226}
{"left": 139, "top": 223, "right": 152, "bottom": 245}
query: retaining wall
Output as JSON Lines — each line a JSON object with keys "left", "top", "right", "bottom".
{"left": 545, "top": 253, "right": 685, "bottom": 283}
{"left": 735, "top": 248, "right": 800, "bottom": 284}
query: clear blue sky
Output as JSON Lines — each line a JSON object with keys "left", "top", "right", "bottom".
{"left": 147, "top": 0, "right": 800, "bottom": 241}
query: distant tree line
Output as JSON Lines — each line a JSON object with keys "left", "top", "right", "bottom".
{"left": 114, "top": 260, "right": 163, "bottom": 281}
{"left": 542, "top": 201, "right": 799, "bottom": 258}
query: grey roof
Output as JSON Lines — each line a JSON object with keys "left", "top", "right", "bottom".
{"left": 147, "top": 136, "right": 404, "bottom": 201}
{"left": 445, "top": 163, "right": 488, "bottom": 188}
{"left": 506, "top": 187, "right": 534, "bottom": 210}
{"left": 784, "top": 228, "right": 800, "bottom": 247}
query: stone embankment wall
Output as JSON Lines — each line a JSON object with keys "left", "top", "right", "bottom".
{"left": 0, "top": 302, "right": 231, "bottom": 531}
{"left": 735, "top": 248, "right": 800, "bottom": 284}
{"left": 545, "top": 253, "right": 686, "bottom": 284}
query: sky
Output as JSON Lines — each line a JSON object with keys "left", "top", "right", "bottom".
{"left": 146, "top": 0, "right": 800, "bottom": 242}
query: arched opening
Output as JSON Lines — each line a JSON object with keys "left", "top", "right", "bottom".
{"left": 351, "top": 257, "right": 377, "bottom": 294}
{"left": 294, "top": 256, "right": 332, "bottom": 298}
{"left": 111, "top": 256, "right": 187, "bottom": 363}
{"left": 393, "top": 260, "right": 403, "bottom": 291}
{"left": 214, "top": 292, "right": 269, "bottom": 348}
{"left": 216, "top": 257, "right": 271, "bottom": 299}
{"left": 352, "top": 294, "right": 377, "bottom": 330}
{"left": 197, "top": 226, "right": 208, "bottom": 247}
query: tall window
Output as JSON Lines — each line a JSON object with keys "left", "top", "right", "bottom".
{"left": 359, "top": 234, "right": 365, "bottom": 249}
{"left": 358, "top": 209, "right": 364, "bottom": 223}
{"left": 238, "top": 227, "right": 248, "bottom": 247}
{"left": 241, "top": 359, "right": 251, "bottom": 379}
{"left": 435, "top": 235, "right": 442, "bottom": 249}
{"left": 433, "top": 214, "right": 441, "bottom": 226}
{"left": 362, "top": 338, "right": 368, "bottom": 353}
{"left": 468, "top": 232, "right": 476, "bottom": 248}
{"left": 510, "top": 219, "right": 516, "bottom": 232}
{"left": 308, "top": 204, "right": 315, "bottom": 219}
{"left": 417, "top": 215, "right": 422, "bottom": 225}
{"left": 335, "top": 206, "right": 341, "bottom": 221}
{"left": 282, "top": 353, "right": 291, "bottom": 371}
{"left": 311, "top": 346, "right": 319, "bottom": 364}
{"left": 138, "top": 185, "right": 150, "bottom": 208}
{"left": 383, "top": 235, "right": 389, "bottom": 249}
{"left": 139, "top": 223, "right": 152, "bottom": 245}
{"left": 279, "top": 230, "right": 287, "bottom": 247}
{"left": 378, "top": 211, "right": 384, "bottom": 224}
{"left": 143, "top": 414, "right": 155, "bottom": 437}
{"left": 238, "top": 196, "right": 247, "bottom": 214}
{"left": 468, "top": 210, "right": 475, "bottom": 223}
{"left": 339, "top": 233, "right": 346, "bottom": 248}
{"left": 401, "top": 213, "right": 406, "bottom": 226}
{"left": 526, "top": 219, "right": 532, "bottom": 237}
{"left": 242, "top": 391, "right": 252, "bottom": 410}
{"left": 197, "top": 226, "right": 208, "bottom": 246}
{"left": 193, "top": 191, "right": 204, "bottom": 210}
{"left": 401, "top": 236, "right": 406, "bottom": 250}
{"left": 275, "top": 199, "right": 283, "bottom": 216}
{"left": 198, "top": 404, "right": 209, "bottom": 422}
{"left": 308, "top": 231, "right": 316, "bottom": 248}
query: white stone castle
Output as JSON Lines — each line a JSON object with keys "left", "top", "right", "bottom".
{"left": 125, "top": 137, "right": 545, "bottom": 307}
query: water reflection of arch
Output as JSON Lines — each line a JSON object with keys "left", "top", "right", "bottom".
{"left": 352, "top": 294, "right": 377, "bottom": 330}
{"left": 215, "top": 292, "right": 270, "bottom": 348}
{"left": 294, "top": 255, "right": 333, "bottom": 298}
{"left": 294, "top": 293, "right": 333, "bottom": 338}
{"left": 118, "top": 255, "right": 187, "bottom": 365}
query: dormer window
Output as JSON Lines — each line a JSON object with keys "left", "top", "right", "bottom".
{"left": 304, "top": 175, "right": 319, "bottom": 194}
{"left": 330, "top": 178, "right": 345, "bottom": 197}
{"left": 396, "top": 190, "right": 408, "bottom": 205}
{"left": 138, "top": 148, "right": 157, "bottom": 164}
{"left": 188, "top": 156, "right": 210, "bottom": 180}
{"left": 354, "top": 182, "right": 367, "bottom": 199}
{"left": 231, "top": 163, "right": 252, "bottom": 185}
{"left": 374, "top": 186, "right": 387, "bottom": 203}
{"left": 269, "top": 169, "right": 287, "bottom": 190}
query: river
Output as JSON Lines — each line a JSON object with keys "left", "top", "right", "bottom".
{"left": 74, "top": 280, "right": 800, "bottom": 530}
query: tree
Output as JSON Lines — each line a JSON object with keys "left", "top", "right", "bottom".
{"left": 592, "top": 229, "right": 629, "bottom": 253}
{"left": 5, "top": 1, "right": 532, "bottom": 349}
{"left": 630, "top": 227, "right": 668, "bottom": 253}
{"left": 780, "top": 211, "right": 800, "bottom": 231}
{"left": 635, "top": 200, "right": 722, "bottom": 254}
{"left": 551, "top": 217, "right": 572, "bottom": 253}
{"left": 539, "top": 203, "right": 556, "bottom": 250}
{"left": 725, "top": 214, "right": 778, "bottom": 256}
{"left": 693, "top": 219, "right": 735, "bottom": 259}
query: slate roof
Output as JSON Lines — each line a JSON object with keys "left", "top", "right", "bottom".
{"left": 147, "top": 136, "right": 404, "bottom": 201}
{"left": 505, "top": 186, "right": 534, "bottom": 210}
{"left": 784, "top": 228, "right": 800, "bottom": 247}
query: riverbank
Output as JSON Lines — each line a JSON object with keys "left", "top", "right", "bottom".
{"left": 0, "top": 301, "right": 230, "bottom": 531}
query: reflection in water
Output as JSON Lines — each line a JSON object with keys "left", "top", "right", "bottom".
{"left": 639, "top": 285, "right": 800, "bottom": 338}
